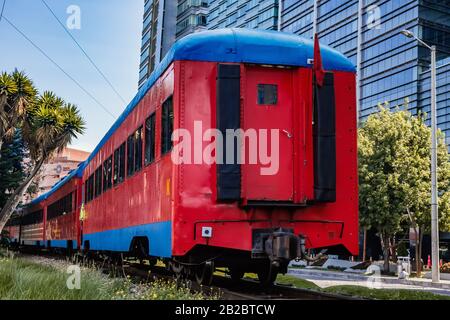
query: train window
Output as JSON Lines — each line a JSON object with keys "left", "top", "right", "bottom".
{"left": 134, "top": 126, "right": 143, "bottom": 173}
{"left": 90, "top": 175, "right": 94, "bottom": 201}
{"left": 161, "top": 96, "right": 174, "bottom": 155}
{"left": 119, "top": 143, "right": 126, "bottom": 182}
{"left": 21, "top": 209, "right": 43, "bottom": 225}
{"left": 113, "top": 148, "right": 119, "bottom": 185}
{"left": 87, "top": 174, "right": 94, "bottom": 202}
{"left": 103, "top": 156, "right": 113, "bottom": 192}
{"left": 94, "top": 166, "right": 102, "bottom": 198}
{"left": 145, "top": 113, "right": 156, "bottom": 165}
{"left": 257, "top": 84, "right": 278, "bottom": 105}
{"left": 47, "top": 192, "right": 73, "bottom": 220}
{"left": 85, "top": 180, "right": 88, "bottom": 203}
{"left": 127, "top": 134, "right": 135, "bottom": 176}
{"left": 114, "top": 143, "right": 126, "bottom": 185}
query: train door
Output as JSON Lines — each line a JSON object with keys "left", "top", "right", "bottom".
{"left": 243, "top": 66, "right": 295, "bottom": 202}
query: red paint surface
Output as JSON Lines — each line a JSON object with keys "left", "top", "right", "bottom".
{"left": 243, "top": 66, "right": 294, "bottom": 201}
{"left": 82, "top": 65, "right": 175, "bottom": 237}
{"left": 172, "top": 62, "right": 358, "bottom": 256}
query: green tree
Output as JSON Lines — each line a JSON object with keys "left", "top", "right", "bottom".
{"left": 359, "top": 102, "right": 450, "bottom": 273}
{"left": 0, "top": 70, "right": 38, "bottom": 151}
{"left": 0, "top": 89, "right": 85, "bottom": 232}
{"left": 0, "top": 130, "right": 27, "bottom": 209}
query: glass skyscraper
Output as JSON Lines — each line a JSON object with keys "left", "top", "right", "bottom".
{"left": 138, "top": 1, "right": 450, "bottom": 144}
{"left": 139, "top": 0, "right": 208, "bottom": 88}
{"left": 208, "top": 0, "right": 279, "bottom": 30}
{"left": 284, "top": 1, "right": 449, "bottom": 144}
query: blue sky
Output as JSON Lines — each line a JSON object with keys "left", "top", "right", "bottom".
{"left": 0, "top": 0, "right": 144, "bottom": 152}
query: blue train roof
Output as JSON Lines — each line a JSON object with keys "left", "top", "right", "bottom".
{"left": 169, "top": 28, "right": 356, "bottom": 72}
{"left": 24, "top": 29, "right": 355, "bottom": 209}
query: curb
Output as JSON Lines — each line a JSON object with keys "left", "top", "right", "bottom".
{"left": 288, "top": 268, "right": 450, "bottom": 290}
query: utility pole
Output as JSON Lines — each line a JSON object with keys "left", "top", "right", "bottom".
{"left": 401, "top": 30, "right": 440, "bottom": 283}
{"left": 430, "top": 44, "right": 440, "bottom": 283}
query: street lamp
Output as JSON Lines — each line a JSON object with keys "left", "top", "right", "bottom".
{"left": 401, "top": 29, "right": 440, "bottom": 283}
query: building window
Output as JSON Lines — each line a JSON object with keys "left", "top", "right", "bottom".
{"left": 257, "top": 84, "right": 278, "bottom": 105}
{"left": 94, "top": 166, "right": 102, "bottom": 198}
{"left": 145, "top": 113, "right": 156, "bottom": 165}
{"left": 134, "top": 126, "right": 143, "bottom": 173}
{"left": 103, "top": 156, "right": 113, "bottom": 192}
{"left": 114, "top": 142, "right": 126, "bottom": 186}
{"left": 161, "top": 96, "right": 174, "bottom": 155}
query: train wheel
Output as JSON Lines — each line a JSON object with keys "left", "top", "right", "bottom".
{"left": 257, "top": 262, "right": 278, "bottom": 286}
{"left": 229, "top": 268, "right": 245, "bottom": 282}
{"left": 195, "top": 261, "right": 214, "bottom": 286}
{"left": 172, "top": 261, "right": 185, "bottom": 281}
{"left": 148, "top": 257, "right": 157, "bottom": 268}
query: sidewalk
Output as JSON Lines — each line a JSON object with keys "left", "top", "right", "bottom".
{"left": 288, "top": 267, "right": 450, "bottom": 295}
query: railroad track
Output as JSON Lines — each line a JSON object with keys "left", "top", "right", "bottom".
{"left": 124, "top": 262, "right": 360, "bottom": 301}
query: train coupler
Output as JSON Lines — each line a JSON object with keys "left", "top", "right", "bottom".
{"left": 252, "top": 228, "right": 302, "bottom": 266}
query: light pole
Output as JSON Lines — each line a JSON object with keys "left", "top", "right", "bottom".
{"left": 401, "top": 29, "right": 440, "bottom": 283}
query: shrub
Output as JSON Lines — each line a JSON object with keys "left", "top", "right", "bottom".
{"left": 441, "top": 263, "right": 450, "bottom": 274}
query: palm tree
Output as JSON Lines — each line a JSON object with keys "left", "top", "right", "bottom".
{"left": 0, "top": 91, "right": 85, "bottom": 232}
{"left": 0, "top": 70, "right": 38, "bottom": 151}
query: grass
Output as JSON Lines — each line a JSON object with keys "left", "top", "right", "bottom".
{"left": 1, "top": 248, "right": 447, "bottom": 301}
{"left": 276, "top": 274, "right": 321, "bottom": 290}
{"left": 0, "top": 251, "right": 210, "bottom": 300}
{"left": 324, "top": 285, "right": 450, "bottom": 300}
{"left": 0, "top": 256, "right": 123, "bottom": 300}
{"left": 276, "top": 274, "right": 450, "bottom": 300}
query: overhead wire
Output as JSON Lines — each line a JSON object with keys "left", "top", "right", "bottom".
{"left": 41, "top": 0, "right": 127, "bottom": 104}
{"left": 1, "top": 16, "right": 117, "bottom": 120}
{"left": 0, "top": 0, "right": 6, "bottom": 23}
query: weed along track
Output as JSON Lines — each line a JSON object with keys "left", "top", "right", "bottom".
{"left": 10, "top": 250, "right": 358, "bottom": 300}
{"left": 106, "top": 260, "right": 361, "bottom": 300}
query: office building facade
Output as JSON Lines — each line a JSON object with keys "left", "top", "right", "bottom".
{"left": 139, "top": 0, "right": 209, "bottom": 88}
{"left": 176, "top": 0, "right": 209, "bottom": 39}
{"left": 139, "top": 0, "right": 177, "bottom": 88}
{"left": 208, "top": 0, "right": 279, "bottom": 30}
{"left": 282, "top": 0, "right": 449, "bottom": 145}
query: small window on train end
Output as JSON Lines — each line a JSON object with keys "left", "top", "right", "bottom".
{"left": 257, "top": 84, "right": 278, "bottom": 105}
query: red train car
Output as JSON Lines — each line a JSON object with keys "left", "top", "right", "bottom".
{"left": 19, "top": 201, "right": 45, "bottom": 247}
{"left": 44, "top": 171, "right": 82, "bottom": 251}
{"left": 3, "top": 220, "right": 20, "bottom": 245}
{"left": 11, "top": 29, "right": 358, "bottom": 285}
{"left": 80, "top": 29, "right": 358, "bottom": 284}
{"left": 10, "top": 167, "right": 83, "bottom": 250}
